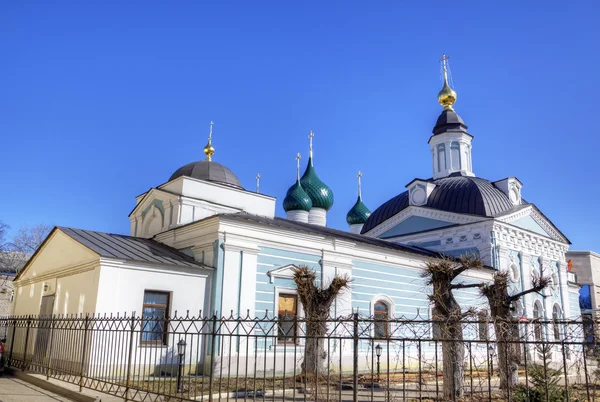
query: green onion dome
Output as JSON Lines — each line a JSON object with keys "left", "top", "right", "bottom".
{"left": 283, "top": 180, "right": 313, "bottom": 212}
{"left": 300, "top": 157, "right": 334, "bottom": 211}
{"left": 346, "top": 196, "right": 371, "bottom": 225}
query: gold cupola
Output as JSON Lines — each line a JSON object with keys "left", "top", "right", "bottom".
{"left": 437, "top": 54, "right": 457, "bottom": 110}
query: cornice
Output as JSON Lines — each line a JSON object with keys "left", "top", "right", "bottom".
{"left": 496, "top": 206, "right": 567, "bottom": 244}
{"left": 15, "top": 260, "right": 99, "bottom": 286}
{"left": 492, "top": 222, "right": 568, "bottom": 260}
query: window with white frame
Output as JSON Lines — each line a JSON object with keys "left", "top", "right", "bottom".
{"left": 552, "top": 304, "right": 562, "bottom": 341}
{"left": 277, "top": 293, "right": 298, "bottom": 343}
{"left": 141, "top": 290, "right": 170, "bottom": 345}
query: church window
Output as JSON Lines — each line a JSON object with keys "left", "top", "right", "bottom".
{"left": 277, "top": 293, "right": 298, "bottom": 343}
{"left": 437, "top": 144, "right": 446, "bottom": 172}
{"left": 478, "top": 310, "right": 489, "bottom": 341}
{"left": 431, "top": 307, "right": 441, "bottom": 341}
{"left": 374, "top": 301, "right": 389, "bottom": 338}
{"left": 552, "top": 304, "right": 562, "bottom": 341}
{"left": 533, "top": 301, "right": 543, "bottom": 341}
{"left": 450, "top": 141, "right": 461, "bottom": 170}
{"left": 141, "top": 290, "right": 170, "bottom": 345}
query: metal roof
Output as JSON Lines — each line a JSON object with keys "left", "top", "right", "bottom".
{"left": 59, "top": 227, "right": 206, "bottom": 268}
{"left": 221, "top": 214, "right": 440, "bottom": 258}
{"left": 362, "top": 175, "right": 517, "bottom": 234}
{"left": 169, "top": 160, "right": 243, "bottom": 189}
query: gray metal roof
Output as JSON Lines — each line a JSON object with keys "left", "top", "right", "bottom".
{"left": 59, "top": 227, "right": 206, "bottom": 268}
{"left": 220, "top": 214, "right": 441, "bottom": 258}
{"left": 169, "top": 160, "right": 243, "bottom": 189}
{"left": 362, "top": 174, "right": 518, "bottom": 234}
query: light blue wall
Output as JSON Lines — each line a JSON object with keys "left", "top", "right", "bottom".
{"left": 253, "top": 246, "right": 321, "bottom": 351}
{"left": 512, "top": 215, "right": 551, "bottom": 237}
{"left": 379, "top": 216, "right": 454, "bottom": 238}
{"left": 350, "top": 260, "right": 484, "bottom": 317}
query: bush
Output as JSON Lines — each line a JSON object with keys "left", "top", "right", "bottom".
{"left": 512, "top": 364, "right": 567, "bottom": 402}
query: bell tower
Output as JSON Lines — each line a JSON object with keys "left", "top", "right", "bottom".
{"left": 429, "top": 55, "right": 474, "bottom": 179}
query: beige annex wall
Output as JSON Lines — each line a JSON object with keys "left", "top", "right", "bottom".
{"left": 12, "top": 229, "right": 101, "bottom": 316}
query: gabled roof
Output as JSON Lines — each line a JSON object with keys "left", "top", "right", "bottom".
{"left": 15, "top": 227, "right": 208, "bottom": 281}
{"left": 58, "top": 227, "right": 207, "bottom": 268}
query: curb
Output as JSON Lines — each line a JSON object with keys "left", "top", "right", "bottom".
{"left": 5, "top": 367, "right": 97, "bottom": 402}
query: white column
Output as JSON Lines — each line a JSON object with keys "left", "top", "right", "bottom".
{"left": 286, "top": 210, "right": 309, "bottom": 223}
{"left": 349, "top": 224, "right": 363, "bottom": 234}
{"left": 308, "top": 208, "right": 327, "bottom": 226}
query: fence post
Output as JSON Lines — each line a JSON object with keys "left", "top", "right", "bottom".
{"left": 124, "top": 314, "right": 136, "bottom": 402}
{"left": 353, "top": 312, "right": 358, "bottom": 402}
{"left": 79, "top": 314, "right": 90, "bottom": 392}
{"left": 23, "top": 315, "right": 32, "bottom": 371}
{"left": 208, "top": 314, "right": 217, "bottom": 402}
{"left": 46, "top": 315, "right": 55, "bottom": 380}
{"left": 8, "top": 318, "right": 17, "bottom": 366}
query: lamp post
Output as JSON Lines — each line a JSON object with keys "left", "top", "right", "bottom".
{"left": 375, "top": 344, "right": 382, "bottom": 385}
{"left": 177, "top": 339, "right": 187, "bottom": 393}
{"left": 488, "top": 345, "right": 496, "bottom": 378}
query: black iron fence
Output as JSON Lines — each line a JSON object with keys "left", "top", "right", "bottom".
{"left": 1, "top": 312, "right": 599, "bottom": 401}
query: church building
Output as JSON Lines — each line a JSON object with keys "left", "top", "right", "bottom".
{"left": 11, "top": 57, "right": 580, "bottom": 348}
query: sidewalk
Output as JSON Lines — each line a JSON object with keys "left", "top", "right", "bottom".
{"left": 2, "top": 369, "right": 122, "bottom": 402}
{"left": 0, "top": 376, "right": 73, "bottom": 402}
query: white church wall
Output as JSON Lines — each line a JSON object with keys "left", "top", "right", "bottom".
{"left": 172, "top": 177, "right": 276, "bottom": 218}
{"left": 84, "top": 262, "right": 213, "bottom": 377}
{"left": 94, "top": 262, "right": 211, "bottom": 316}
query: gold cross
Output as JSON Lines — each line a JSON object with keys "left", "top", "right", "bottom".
{"left": 208, "top": 121, "right": 214, "bottom": 142}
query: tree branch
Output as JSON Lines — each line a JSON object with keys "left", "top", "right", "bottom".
{"left": 509, "top": 285, "right": 546, "bottom": 302}
{"left": 450, "top": 283, "right": 484, "bottom": 290}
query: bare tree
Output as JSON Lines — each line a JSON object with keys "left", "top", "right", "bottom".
{"left": 0, "top": 223, "right": 51, "bottom": 273}
{"left": 480, "top": 269, "right": 550, "bottom": 390}
{"left": 421, "top": 255, "right": 483, "bottom": 400}
{"left": 292, "top": 265, "right": 349, "bottom": 377}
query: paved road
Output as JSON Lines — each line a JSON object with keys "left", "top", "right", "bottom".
{"left": 0, "top": 375, "right": 74, "bottom": 402}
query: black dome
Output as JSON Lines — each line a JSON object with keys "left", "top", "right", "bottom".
{"left": 361, "top": 175, "right": 517, "bottom": 234}
{"left": 432, "top": 109, "right": 469, "bottom": 135}
{"left": 169, "top": 160, "right": 243, "bottom": 189}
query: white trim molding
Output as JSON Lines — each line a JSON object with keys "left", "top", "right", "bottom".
{"left": 364, "top": 205, "right": 486, "bottom": 238}
{"left": 267, "top": 264, "right": 298, "bottom": 284}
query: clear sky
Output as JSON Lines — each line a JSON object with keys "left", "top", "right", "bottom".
{"left": 1, "top": 1, "right": 598, "bottom": 250}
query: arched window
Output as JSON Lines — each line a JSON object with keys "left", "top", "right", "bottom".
{"left": 450, "top": 141, "right": 461, "bottom": 170}
{"left": 437, "top": 144, "right": 446, "bottom": 172}
{"left": 533, "top": 301, "right": 543, "bottom": 341}
{"left": 374, "top": 301, "right": 389, "bottom": 338}
{"left": 553, "top": 304, "right": 562, "bottom": 341}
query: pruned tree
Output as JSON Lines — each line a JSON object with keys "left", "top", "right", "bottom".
{"left": 292, "top": 265, "right": 349, "bottom": 376}
{"left": 0, "top": 223, "right": 51, "bottom": 273}
{"left": 481, "top": 269, "right": 550, "bottom": 390}
{"left": 421, "top": 254, "right": 483, "bottom": 400}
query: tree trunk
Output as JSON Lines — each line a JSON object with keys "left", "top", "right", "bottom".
{"left": 302, "top": 313, "right": 328, "bottom": 376}
{"left": 493, "top": 318, "right": 520, "bottom": 390}
{"left": 441, "top": 319, "right": 465, "bottom": 400}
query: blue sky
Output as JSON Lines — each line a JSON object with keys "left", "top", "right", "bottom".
{"left": 1, "top": 1, "right": 598, "bottom": 250}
